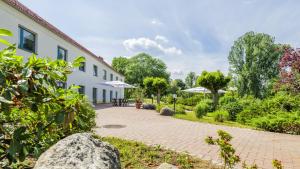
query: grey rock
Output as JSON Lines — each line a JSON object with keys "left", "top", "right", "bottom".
{"left": 160, "top": 107, "right": 174, "bottom": 116}
{"left": 34, "top": 133, "right": 120, "bottom": 169}
{"left": 157, "top": 163, "right": 178, "bottom": 169}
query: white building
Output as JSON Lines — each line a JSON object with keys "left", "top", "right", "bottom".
{"left": 0, "top": 0, "right": 125, "bottom": 103}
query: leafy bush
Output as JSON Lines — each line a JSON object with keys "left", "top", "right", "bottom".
{"left": 235, "top": 97, "right": 262, "bottom": 124}
{"left": 176, "top": 94, "right": 204, "bottom": 106}
{"left": 222, "top": 101, "right": 243, "bottom": 121}
{"left": 212, "top": 110, "right": 229, "bottom": 122}
{"left": 252, "top": 112, "right": 300, "bottom": 134}
{"left": 156, "top": 104, "right": 164, "bottom": 112}
{"left": 160, "top": 107, "right": 174, "bottom": 116}
{"left": 260, "top": 92, "right": 300, "bottom": 113}
{"left": 219, "top": 93, "right": 237, "bottom": 106}
{"left": 143, "top": 104, "right": 156, "bottom": 110}
{"left": 194, "top": 99, "right": 213, "bottom": 118}
{"left": 205, "top": 130, "right": 240, "bottom": 169}
{"left": 0, "top": 29, "right": 95, "bottom": 167}
{"left": 175, "top": 104, "right": 186, "bottom": 114}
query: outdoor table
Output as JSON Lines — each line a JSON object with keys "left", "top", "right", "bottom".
{"left": 112, "top": 99, "right": 118, "bottom": 106}
{"left": 118, "top": 99, "right": 122, "bottom": 106}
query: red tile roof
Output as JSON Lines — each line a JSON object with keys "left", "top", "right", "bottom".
{"left": 2, "top": 0, "right": 123, "bottom": 76}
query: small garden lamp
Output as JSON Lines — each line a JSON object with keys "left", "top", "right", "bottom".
{"left": 173, "top": 94, "right": 177, "bottom": 113}
{"left": 151, "top": 94, "right": 154, "bottom": 104}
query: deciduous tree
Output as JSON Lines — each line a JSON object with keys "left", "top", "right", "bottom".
{"left": 228, "top": 32, "right": 285, "bottom": 98}
{"left": 185, "top": 72, "right": 197, "bottom": 88}
{"left": 197, "top": 71, "right": 230, "bottom": 108}
{"left": 111, "top": 56, "right": 129, "bottom": 75}
{"left": 112, "top": 53, "right": 170, "bottom": 86}
{"left": 277, "top": 48, "right": 300, "bottom": 93}
{"left": 143, "top": 77, "right": 168, "bottom": 104}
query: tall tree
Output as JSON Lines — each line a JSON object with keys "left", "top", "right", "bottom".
{"left": 143, "top": 77, "right": 168, "bottom": 104}
{"left": 173, "top": 79, "right": 186, "bottom": 90}
{"left": 197, "top": 71, "right": 231, "bottom": 108}
{"left": 228, "top": 31, "right": 284, "bottom": 98}
{"left": 277, "top": 48, "right": 300, "bottom": 93}
{"left": 112, "top": 56, "right": 129, "bottom": 75}
{"left": 185, "top": 72, "right": 197, "bottom": 88}
{"left": 113, "top": 53, "right": 170, "bottom": 86}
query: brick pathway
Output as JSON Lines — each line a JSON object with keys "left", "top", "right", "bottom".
{"left": 94, "top": 106, "right": 300, "bottom": 169}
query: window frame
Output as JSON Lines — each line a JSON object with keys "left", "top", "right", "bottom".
{"left": 18, "top": 25, "right": 37, "bottom": 54}
{"left": 103, "top": 69, "right": 107, "bottom": 80}
{"left": 78, "top": 85, "right": 85, "bottom": 94}
{"left": 93, "top": 65, "right": 98, "bottom": 77}
{"left": 79, "top": 61, "right": 86, "bottom": 72}
{"left": 57, "top": 46, "right": 68, "bottom": 61}
{"left": 110, "top": 73, "right": 113, "bottom": 81}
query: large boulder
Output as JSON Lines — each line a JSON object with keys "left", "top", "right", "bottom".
{"left": 157, "top": 163, "right": 178, "bottom": 169}
{"left": 160, "top": 107, "right": 174, "bottom": 116}
{"left": 34, "top": 133, "right": 121, "bottom": 169}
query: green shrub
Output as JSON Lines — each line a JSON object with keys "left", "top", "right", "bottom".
{"left": 0, "top": 29, "right": 95, "bottom": 167}
{"left": 156, "top": 104, "right": 164, "bottom": 112}
{"left": 261, "top": 92, "right": 300, "bottom": 113}
{"left": 212, "top": 110, "right": 229, "bottom": 122}
{"left": 219, "top": 93, "right": 237, "bottom": 106}
{"left": 162, "top": 95, "right": 174, "bottom": 104}
{"left": 222, "top": 101, "right": 243, "bottom": 121}
{"left": 235, "top": 97, "right": 262, "bottom": 124}
{"left": 194, "top": 99, "right": 213, "bottom": 118}
{"left": 175, "top": 104, "right": 186, "bottom": 114}
{"left": 252, "top": 112, "right": 300, "bottom": 134}
{"left": 177, "top": 94, "right": 204, "bottom": 106}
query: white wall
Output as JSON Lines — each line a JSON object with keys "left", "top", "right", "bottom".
{"left": 0, "top": 1, "right": 124, "bottom": 103}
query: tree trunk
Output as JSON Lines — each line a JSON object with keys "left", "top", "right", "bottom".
{"left": 212, "top": 91, "right": 219, "bottom": 109}
{"left": 157, "top": 89, "right": 161, "bottom": 105}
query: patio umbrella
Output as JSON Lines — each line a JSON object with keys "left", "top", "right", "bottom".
{"left": 182, "top": 87, "right": 211, "bottom": 93}
{"left": 98, "top": 81, "right": 136, "bottom": 100}
{"left": 98, "top": 81, "right": 136, "bottom": 88}
{"left": 183, "top": 87, "right": 226, "bottom": 94}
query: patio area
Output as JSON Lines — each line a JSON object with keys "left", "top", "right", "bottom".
{"left": 94, "top": 106, "right": 300, "bottom": 169}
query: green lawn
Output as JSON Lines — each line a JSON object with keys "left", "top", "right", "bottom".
{"left": 96, "top": 136, "right": 220, "bottom": 169}
{"left": 174, "top": 111, "right": 253, "bottom": 129}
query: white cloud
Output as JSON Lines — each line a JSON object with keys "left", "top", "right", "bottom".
{"left": 171, "top": 69, "right": 184, "bottom": 76}
{"left": 155, "top": 35, "right": 169, "bottom": 43}
{"left": 150, "top": 18, "right": 163, "bottom": 26}
{"left": 123, "top": 37, "right": 182, "bottom": 55}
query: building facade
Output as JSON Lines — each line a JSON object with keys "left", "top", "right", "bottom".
{"left": 0, "top": 0, "right": 124, "bottom": 103}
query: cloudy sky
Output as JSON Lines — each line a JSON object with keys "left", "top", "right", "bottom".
{"left": 19, "top": 0, "right": 300, "bottom": 79}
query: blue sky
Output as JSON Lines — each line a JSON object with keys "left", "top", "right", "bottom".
{"left": 19, "top": 0, "right": 300, "bottom": 79}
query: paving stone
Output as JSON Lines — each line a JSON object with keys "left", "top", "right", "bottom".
{"left": 94, "top": 106, "right": 300, "bottom": 169}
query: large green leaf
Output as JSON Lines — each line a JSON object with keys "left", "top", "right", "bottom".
{"left": 0, "top": 38, "right": 12, "bottom": 46}
{"left": 73, "top": 56, "right": 85, "bottom": 67}
{"left": 0, "top": 96, "right": 13, "bottom": 104}
{"left": 0, "top": 29, "right": 13, "bottom": 36}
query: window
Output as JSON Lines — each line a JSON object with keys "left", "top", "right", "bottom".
{"left": 115, "top": 91, "right": 118, "bottom": 99}
{"left": 116, "top": 76, "right": 118, "bottom": 81}
{"left": 110, "top": 90, "right": 113, "bottom": 102}
{"left": 57, "top": 46, "right": 67, "bottom": 61}
{"left": 79, "top": 62, "right": 86, "bottom": 72}
{"left": 78, "top": 85, "right": 85, "bottom": 94}
{"left": 19, "top": 26, "right": 36, "bottom": 53}
{"left": 102, "top": 89, "right": 106, "bottom": 103}
{"left": 110, "top": 74, "right": 113, "bottom": 81}
{"left": 57, "top": 82, "right": 67, "bottom": 89}
{"left": 93, "top": 65, "right": 98, "bottom": 76}
{"left": 93, "top": 88, "right": 97, "bottom": 104}
{"left": 120, "top": 79, "right": 123, "bottom": 82}
{"left": 103, "top": 70, "right": 107, "bottom": 80}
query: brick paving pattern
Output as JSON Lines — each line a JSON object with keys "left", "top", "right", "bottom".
{"left": 94, "top": 106, "right": 300, "bottom": 169}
